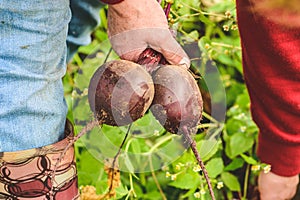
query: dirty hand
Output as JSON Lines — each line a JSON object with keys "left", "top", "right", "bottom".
{"left": 107, "top": 0, "right": 190, "bottom": 67}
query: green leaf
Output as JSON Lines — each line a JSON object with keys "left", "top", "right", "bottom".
{"left": 235, "top": 91, "right": 250, "bottom": 110}
{"left": 225, "top": 118, "right": 244, "bottom": 136}
{"left": 142, "top": 190, "right": 162, "bottom": 200}
{"left": 130, "top": 139, "right": 141, "bottom": 154}
{"left": 95, "top": 180, "right": 109, "bottom": 194}
{"left": 131, "top": 111, "right": 165, "bottom": 138}
{"left": 197, "top": 139, "right": 220, "bottom": 162}
{"left": 198, "top": 13, "right": 215, "bottom": 25}
{"left": 217, "top": 54, "right": 236, "bottom": 66}
{"left": 226, "top": 132, "right": 254, "bottom": 159}
{"left": 94, "top": 29, "right": 108, "bottom": 41}
{"left": 198, "top": 36, "right": 211, "bottom": 52}
{"left": 221, "top": 172, "right": 241, "bottom": 191}
{"left": 182, "top": 30, "right": 199, "bottom": 42}
{"left": 77, "top": 150, "right": 103, "bottom": 186}
{"left": 224, "top": 158, "right": 244, "bottom": 171}
{"left": 207, "top": 0, "right": 235, "bottom": 13}
{"left": 99, "top": 8, "right": 108, "bottom": 30}
{"left": 169, "top": 172, "right": 200, "bottom": 190}
{"left": 240, "top": 153, "right": 258, "bottom": 165}
{"left": 225, "top": 82, "right": 245, "bottom": 108}
{"left": 123, "top": 155, "right": 134, "bottom": 174}
{"left": 128, "top": 139, "right": 142, "bottom": 167}
{"left": 72, "top": 96, "right": 91, "bottom": 121}
{"left": 115, "top": 184, "right": 129, "bottom": 199}
{"left": 206, "top": 158, "right": 224, "bottom": 178}
{"left": 77, "top": 40, "right": 100, "bottom": 55}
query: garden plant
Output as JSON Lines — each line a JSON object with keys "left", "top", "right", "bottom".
{"left": 62, "top": 0, "right": 297, "bottom": 199}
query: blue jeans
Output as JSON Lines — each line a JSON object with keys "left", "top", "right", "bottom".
{"left": 0, "top": 0, "right": 103, "bottom": 152}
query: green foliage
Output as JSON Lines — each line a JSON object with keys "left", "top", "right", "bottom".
{"left": 63, "top": 0, "right": 271, "bottom": 199}
{"left": 221, "top": 172, "right": 241, "bottom": 192}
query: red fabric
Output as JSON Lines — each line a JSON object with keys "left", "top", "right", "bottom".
{"left": 100, "top": 0, "right": 123, "bottom": 4}
{"left": 236, "top": 0, "right": 300, "bottom": 176}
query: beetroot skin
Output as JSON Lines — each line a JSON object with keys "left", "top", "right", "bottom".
{"left": 150, "top": 65, "right": 203, "bottom": 134}
{"left": 88, "top": 60, "right": 155, "bottom": 126}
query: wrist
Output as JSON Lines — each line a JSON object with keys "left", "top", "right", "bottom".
{"left": 108, "top": 0, "right": 168, "bottom": 30}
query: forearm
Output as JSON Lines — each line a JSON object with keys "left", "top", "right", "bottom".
{"left": 236, "top": 0, "right": 300, "bottom": 176}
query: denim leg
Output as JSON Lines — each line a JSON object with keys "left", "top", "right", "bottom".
{"left": 67, "top": 0, "right": 104, "bottom": 61}
{"left": 0, "top": 1, "right": 71, "bottom": 151}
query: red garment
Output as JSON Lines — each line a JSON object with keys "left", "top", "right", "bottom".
{"left": 100, "top": 0, "right": 123, "bottom": 4}
{"left": 236, "top": 0, "right": 300, "bottom": 176}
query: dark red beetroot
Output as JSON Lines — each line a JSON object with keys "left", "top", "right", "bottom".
{"left": 88, "top": 60, "right": 154, "bottom": 126}
{"left": 150, "top": 65, "right": 203, "bottom": 134}
{"left": 149, "top": 65, "right": 215, "bottom": 199}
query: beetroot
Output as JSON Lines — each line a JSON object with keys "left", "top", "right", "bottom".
{"left": 148, "top": 64, "right": 215, "bottom": 199}
{"left": 58, "top": 57, "right": 213, "bottom": 200}
{"left": 88, "top": 60, "right": 154, "bottom": 126}
{"left": 150, "top": 65, "right": 203, "bottom": 134}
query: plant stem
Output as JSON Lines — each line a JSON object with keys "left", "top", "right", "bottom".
{"left": 202, "top": 111, "right": 219, "bottom": 124}
{"left": 182, "top": 126, "right": 216, "bottom": 200}
{"left": 104, "top": 123, "right": 132, "bottom": 198}
{"left": 149, "top": 155, "right": 167, "bottom": 200}
{"left": 243, "top": 164, "right": 250, "bottom": 199}
{"left": 180, "top": 2, "right": 227, "bottom": 18}
{"left": 125, "top": 173, "right": 137, "bottom": 200}
{"left": 211, "top": 42, "right": 242, "bottom": 50}
{"left": 104, "top": 47, "right": 113, "bottom": 63}
{"left": 209, "top": 123, "right": 225, "bottom": 139}
{"left": 146, "top": 134, "right": 176, "bottom": 155}
{"left": 124, "top": 137, "right": 133, "bottom": 153}
{"left": 164, "top": 3, "right": 172, "bottom": 18}
{"left": 197, "top": 123, "right": 218, "bottom": 129}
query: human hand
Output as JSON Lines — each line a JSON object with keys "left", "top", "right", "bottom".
{"left": 258, "top": 171, "right": 299, "bottom": 200}
{"left": 107, "top": 0, "right": 190, "bottom": 67}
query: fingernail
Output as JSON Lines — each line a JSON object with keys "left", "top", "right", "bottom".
{"left": 179, "top": 57, "right": 190, "bottom": 68}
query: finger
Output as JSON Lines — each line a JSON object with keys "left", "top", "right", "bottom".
{"left": 152, "top": 43, "right": 190, "bottom": 68}
{"left": 146, "top": 28, "right": 190, "bottom": 68}
{"left": 108, "top": 29, "right": 148, "bottom": 62}
{"left": 120, "top": 49, "right": 146, "bottom": 62}
{"left": 108, "top": 28, "right": 190, "bottom": 67}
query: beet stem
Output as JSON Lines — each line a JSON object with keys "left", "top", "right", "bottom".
{"left": 164, "top": 3, "right": 172, "bottom": 18}
{"left": 182, "top": 126, "right": 216, "bottom": 200}
{"left": 105, "top": 123, "right": 132, "bottom": 197}
{"left": 104, "top": 47, "right": 113, "bottom": 63}
{"left": 50, "top": 119, "right": 100, "bottom": 197}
